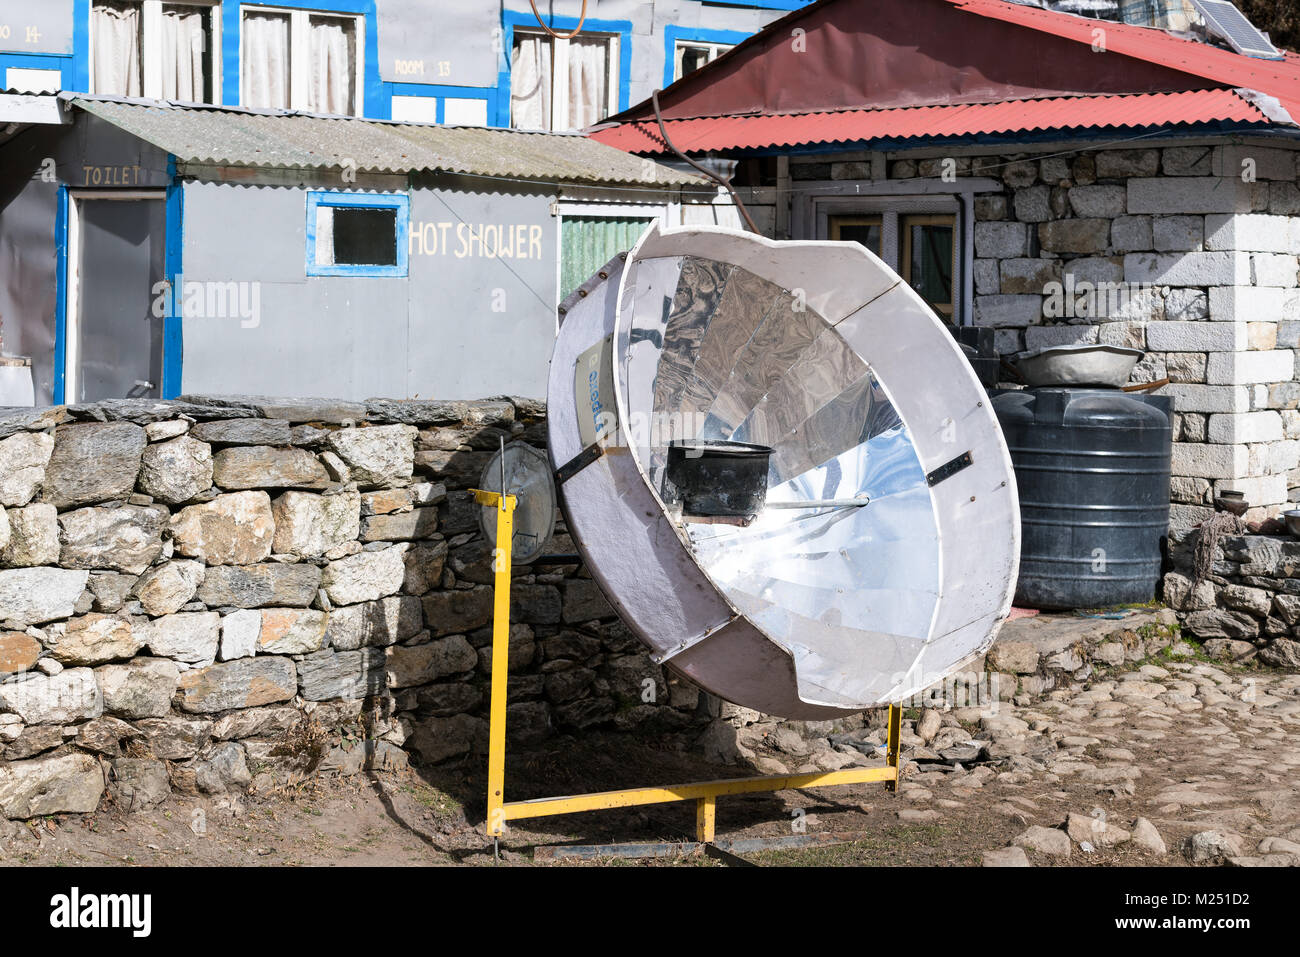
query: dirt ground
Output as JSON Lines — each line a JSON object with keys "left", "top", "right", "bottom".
{"left": 4, "top": 647, "right": 1297, "bottom": 867}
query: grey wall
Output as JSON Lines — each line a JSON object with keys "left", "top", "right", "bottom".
{"left": 179, "top": 177, "right": 558, "bottom": 402}
{"left": 0, "top": 0, "right": 74, "bottom": 56}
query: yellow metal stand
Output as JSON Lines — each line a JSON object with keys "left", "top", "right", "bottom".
{"left": 473, "top": 487, "right": 901, "bottom": 852}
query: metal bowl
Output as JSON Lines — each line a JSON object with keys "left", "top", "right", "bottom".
{"left": 1016, "top": 344, "right": 1144, "bottom": 389}
{"left": 1285, "top": 509, "right": 1300, "bottom": 537}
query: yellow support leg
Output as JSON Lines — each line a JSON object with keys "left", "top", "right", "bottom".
{"left": 475, "top": 488, "right": 516, "bottom": 840}
{"left": 696, "top": 795, "right": 716, "bottom": 844}
{"left": 885, "top": 703, "right": 902, "bottom": 793}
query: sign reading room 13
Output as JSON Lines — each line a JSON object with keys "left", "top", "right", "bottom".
{"left": 409, "top": 221, "right": 545, "bottom": 260}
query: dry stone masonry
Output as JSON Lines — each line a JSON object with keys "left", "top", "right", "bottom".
{"left": 0, "top": 395, "right": 708, "bottom": 819}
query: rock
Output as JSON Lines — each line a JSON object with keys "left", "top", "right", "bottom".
{"left": 110, "top": 758, "right": 171, "bottom": 811}
{"left": 132, "top": 560, "right": 205, "bottom": 616}
{"left": 897, "top": 808, "right": 940, "bottom": 822}
{"left": 58, "top": 505, "right": 167, "bottom": 574}
{"left": 211, "top": 446, "right": 328, "bottom": 490}
{"left": 0, "top": 568, "right": 89, "bottom": 625}
{"left": 2, "top": 724, "right": 64, "bottom": 759}
{"left": 696, "top": 718, "right": 755, "bottom": 765}
{"left": 327, "top": 425, "right": 417, "bottom": 487}
{"left": 1132, "top": 817, "right": 1167, "bottom": 855}
{"left": 144, "top": 419, "right": 189, "bottom": 442}
{"left": 359, "top": 508, "right": 439, "bottom": 542}
{"left": 257, "top": 608, "right": 328, "bottom": 654}
{"left": 193, "top": 742, "right": 252, "bottom": 794}
{"left": 296, "top": 649, "right": 386, "bottom": 701}
{"left": 987, "top": 641, "right": 1039, "bottom": 674}
{"left": 385, "top": 636, "right": 477, "bottom": 688}
{"left": 137, "top": 435, "right": 213, "bottom": 504}
{"left": 407, "top": 713, "right": 486, "bottom": 764}
{"left": 509, "top": 584, "right": 562, "bottom": 625}
{"left": 141, "top": 611, "right": 221, "bottom": 665}
{"left": 211, "top": 706, "right": 301, "bottom": 740}
{"left": 0, "top": 503, "right": 57, "bottom": 568}
{"left": 96, "top": 658, "right": 180, "bottom": 719}
{"left": 0, "top": 431, "right": 54, "bottom": 506}
{"left": 0, "top": 751, "right": 105, "bottom": 819}
{"left": 170, "top": 491, "right": 275, "bottom": 565}
{"left": 87, "top": 572, "right": 137, "bottom": 613}
{"left": 1184, "top": 830, "right": 1242, "bottom": 862}
{"left": 1220, "top": 584, "right": 1272, "bottom": 617}
{"left": 271, "top": 490, "right": 360, "bottom": 557}
{"left": 940, "top": 741, "right": 986, "bottom": 763}
{"left": 75, "top": 715, "right": 141, "bottom": 755}
{"left": 219, "top": 609, "right": 261, "bottom": 661}
{"left": 0, "top": 668, "right": 102, "bottom": 723}
{"left": 325, "top": 596, "right": 423, "bottom": 650}
{"left": 0, "top": 633, "right": 41, "bottom": 674}
{"left": 190, "top": 418, "right": 291, "bottom": 445}
{"left": 561, "top": 580, "right": 614, "bottom": 623}
{"left": 1066, "top": 812, "right": 1131, "bottom": 848}
{"left": 1203, "top": 638, "right": 1256, "bottom": 661}
{"left": 134, "top": 715, "right": 212, "bottom": 759}
{"left": 321, "top": 544, "right": 409, "bottom": 605}
{"left": 422, "top": 585, "right": 495, "bottom": 637}
{"left": 1184, "top": 609, "right": 1260, "bottom": 640}
{"left": 1260, "top": 638, "right": 1300, "bottom": 669}
{"left": 402, "top": 542, "right": 449, "bottom": 595}
{"left": 176, "top": 656, "right": 298, "bottom": 713}
{"left": 916, "top": 708, "right": 943, "bottom": 742}
{"left": 1093, "top": 642, "right": 1126, "bottom": 667}
{"left": 196, "top": 563, "right": 321, "bottom": 608}
{"left": 45, "top": 613, "right": 145, "bottom": 665}
{"left": 41, "top": 422, "right": 145, "bottom": 509}
{"left": 1016, "top": 825, "right": 1071, "bottom": 856}
{"left": 983, "top": 846, "right": 1032, "bottom": 867}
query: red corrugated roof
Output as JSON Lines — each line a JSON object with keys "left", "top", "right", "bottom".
{"left": 591, "top": 89, "right": 1272, "bottom": 154}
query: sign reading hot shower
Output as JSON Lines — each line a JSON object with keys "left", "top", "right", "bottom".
{"left": 409, "top": 221, "right": 545, "bottom": 260}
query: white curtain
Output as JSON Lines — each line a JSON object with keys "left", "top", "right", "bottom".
{"left": 242, "top": 11, "right": 291, "bottom": 110}
{"left": 160, "top": 4, "right": 206, "bottom": 102}
{"left": 510, "top": 33, "right": 552, "bottom": 130}
{"left": 567, "top": 37, "right": 609, "bottom": 130}
{"left": 92, "top": 1, "right": 142, "bottom": 97}
{"left": 308, "top": 16, "right": 355, "bottom": 115}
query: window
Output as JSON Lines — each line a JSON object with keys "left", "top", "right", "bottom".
{"left": 672, "top": 40, "right": 733, "bottom": 81}
{"left": 242, "top": 5, "right": 364, "bottom": 115}
{"left": 829, "top": 208, "right": 959, "bottom": 320}
{"left": 91, "top": 1, "right": 220, "bottom": 103}
{"left": 306, "top": 192, "right": 409, "bottom": 278}
{"left": 510, "top": 29, "right": 617, "bottom": 131}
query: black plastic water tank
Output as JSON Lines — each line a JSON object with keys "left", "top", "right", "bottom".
{"left": 993, "top": 388, "right": 1172, "bottom": 609}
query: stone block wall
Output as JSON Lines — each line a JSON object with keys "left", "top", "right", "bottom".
{"left": 790, "top": 140, "right": 1300, "bottom": 530}
{"left": 1165, "top": 533, "right": 1300, "bottom": 668}
{"left": 0, "top": 395, "right": 708, "bottom": 819}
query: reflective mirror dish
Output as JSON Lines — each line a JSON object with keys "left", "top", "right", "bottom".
{"left": 547, "top": 224, "right": 1020, "bottom": 719}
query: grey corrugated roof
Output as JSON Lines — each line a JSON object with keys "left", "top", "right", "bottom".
{"left": 68, "top": 95, "right": 704, "bottom": 187}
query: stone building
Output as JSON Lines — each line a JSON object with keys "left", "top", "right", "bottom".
{"left": 591, "top": 0, "right": 1300, "bottom": 528}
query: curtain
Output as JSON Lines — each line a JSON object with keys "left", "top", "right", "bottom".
{"left": 160, "top": 4, "right": 206, "bottom": 102}
{"left": 308, "top": 16, "right": 355, "bottom": 115}
{"left": 92, "top": 1, "right": 142, "bottom": 97}
{"left": 242, "top": 10, "right": 291, "bottom": 110}
{"left": 510, "top": 33, "right": 552, "bottom": 130}
{"left": 567, "top": 37, "right": 609, "bottom": 130}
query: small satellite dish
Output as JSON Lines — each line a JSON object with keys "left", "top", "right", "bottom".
{"left": 548, "top": 225, "right": 1019, "bottom": 719}
{"left": 477, "top": 442, "right": 557, "bottom": 565}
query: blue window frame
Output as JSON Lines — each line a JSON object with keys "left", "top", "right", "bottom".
{"left": 662, "top": 26, "right": 753, "bottom": 87}
{"left": 305, "top": 191, "right": 409, "bottom": 278}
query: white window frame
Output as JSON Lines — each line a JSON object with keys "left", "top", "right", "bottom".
{"left": 672, "top": 40, "right": 732, "bottom": 82}
{"left": 512, "top": 27, "right": 619, "bottom": 131}
{"left": 89, "top": 0, "right": 223, "bottom": 104}
{"left": 240, "top": 4, "right": 366, "bottom": 116}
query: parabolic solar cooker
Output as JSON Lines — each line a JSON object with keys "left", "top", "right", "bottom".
{"left": 547, "top": 224, "right": 1019, "bottom": 720}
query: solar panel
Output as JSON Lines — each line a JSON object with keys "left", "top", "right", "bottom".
{"left": 1191, "top": 0, "right": 1283, "bottom": 59}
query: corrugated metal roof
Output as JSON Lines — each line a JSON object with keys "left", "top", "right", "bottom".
{"left": 68, "top": 96, "right": 704, "bottom": 187}
{"left": 592, "top": 89, "right": 1274, "bottom": 154}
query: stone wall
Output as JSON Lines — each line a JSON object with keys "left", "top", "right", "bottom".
{"left": 1166, "top": 532, "right": 1300, "bottom": 669}
{"left": 0, "top": 395, "right": 710, "bottom": 819}
{"left": 788, "top": 140, "right": 1300, "bottom": 530}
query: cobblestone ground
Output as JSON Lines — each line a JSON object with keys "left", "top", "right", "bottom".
{"left": 900, "top": 661, "right": 1300, "bottom": 866}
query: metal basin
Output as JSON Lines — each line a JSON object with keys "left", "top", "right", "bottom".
{"left": 1285, "top": 510, "right": 1300, "bottom": 537}
{"left": 1016, "top": 344, "right": 1144, "bottom": 389}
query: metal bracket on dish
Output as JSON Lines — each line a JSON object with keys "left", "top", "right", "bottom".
{"left": 926, "top": 450, "right": 974, "bottom": 487}
{"left": 649, "top": 615, "right": 739, "bottom": 665}
{"left": 555, "top": 442, "right": 605, "bottom": 484}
